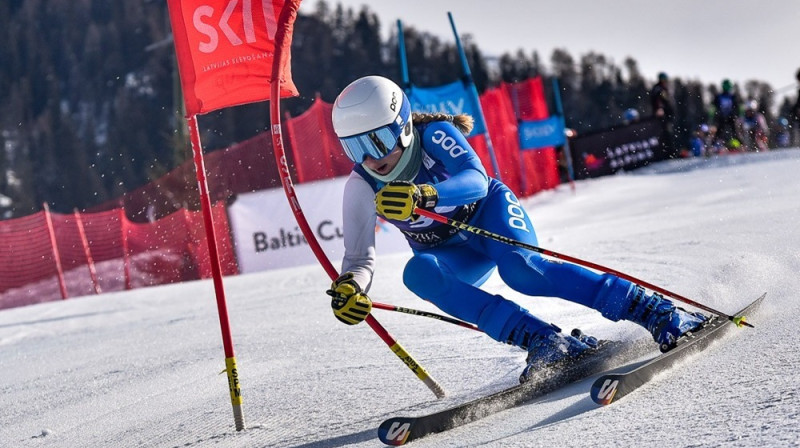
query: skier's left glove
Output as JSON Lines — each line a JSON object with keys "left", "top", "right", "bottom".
{"left": 326, "top": 272, "right": 372, "bottom": 325}
{"left": 375, "top": 181, "right": 438, "bottom": 221}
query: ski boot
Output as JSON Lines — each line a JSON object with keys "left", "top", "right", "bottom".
{"left": 625, "top": 285, "right": 708, "bottom": 352}
{"left": 519, "top": 326, "right": 599, "bottom": 383}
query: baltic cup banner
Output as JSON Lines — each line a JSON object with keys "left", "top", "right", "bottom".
{"left": 407, "top": 80, "right": 487, "bottom": 136}
{"left": 228, "top": 177, "right": 410, "bottom": 273}
{"left": 167, "top": 0, "right": 301, "bottom": 115}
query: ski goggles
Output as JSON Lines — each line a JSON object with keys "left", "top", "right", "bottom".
{"left": 339, "top": 99, "right": 411, "bottom": 163}
{"left": 339, "top": 124, "right": 402, "bottom": 163}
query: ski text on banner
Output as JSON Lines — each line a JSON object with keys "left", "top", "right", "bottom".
{"left": 167, "top": 0, "right": 301, "bottom": 115}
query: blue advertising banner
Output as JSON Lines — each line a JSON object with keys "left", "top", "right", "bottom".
{"left": 519, "top": 117, "right": 566, "bottom": 150}
{"left": 407, "top": 81, "right": 486, "bottom": 136}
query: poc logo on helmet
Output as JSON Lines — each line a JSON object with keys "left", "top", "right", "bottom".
{"left": 431, "top": 130, "right": 467, "bottom": 158}
{"left": 390, "top": 91, "right": 398, "bottom": 111}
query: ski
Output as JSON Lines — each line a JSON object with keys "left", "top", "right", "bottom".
{"left": 378, "top": 341, "right": 634, "bottom": 446}
{"left": 591, "top": 292, "right": 766, "bottom": 406}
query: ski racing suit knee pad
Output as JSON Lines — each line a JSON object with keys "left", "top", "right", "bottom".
{"left": 403, "top": 254, "right": 451, "bottom": 299}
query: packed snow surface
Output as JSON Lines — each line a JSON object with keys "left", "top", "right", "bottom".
{"left": 2, "top": 149, "right": 799, "bottom": 447}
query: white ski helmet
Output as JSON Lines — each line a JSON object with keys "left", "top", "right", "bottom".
{"left": 332, "top": 76, "right": 413, "bottom": 163}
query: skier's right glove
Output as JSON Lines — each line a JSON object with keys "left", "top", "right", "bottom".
{"left": 326, "top": 272, "right": 372, "bottom": 325}
{"left": 375, "top": 181, "right": 438, "bottom": 221}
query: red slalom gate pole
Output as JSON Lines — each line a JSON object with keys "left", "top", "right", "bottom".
{"left": 415, "top": 207, "right": 754, "bottom": 328}
{"left": 269, "top": 1, "right": 445, "bottom": 399}
{"left": 187, "top": 115, "right": 245, "bottom": 430}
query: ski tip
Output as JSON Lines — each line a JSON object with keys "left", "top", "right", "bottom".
{"left": 730, "top": 292, "right": 766, "bottom": 328}
{"left": 591, "top": 375, "right": 622, "bottom": 406}
{"left": 378, "top": 418, "right": 415, "bottom": 446}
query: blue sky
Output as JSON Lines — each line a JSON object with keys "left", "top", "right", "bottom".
{"left": 301, "top": 0, "right": 800, "bottom": 101}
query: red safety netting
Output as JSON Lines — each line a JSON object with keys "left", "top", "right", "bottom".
{"left": 52, "top": 211, "right": 118, "bottom": 298}
{"left": 479, "top": 86, "right": 529, "bottom": 196}
{"left": 504, "top": 78, "right": 561, "bottom": 194}
{"left": 0, "top": 203, "right": 236, "bottom": 310}
{"left": 205, "top": 132, "right": 287, "bottom": 199}
{"left": 285, "top": 94, "right": 354, "bottom": 183}
{"left": 2, "top": 77, "right": 566, "bottom": 311}
{"left": 0, "top": 212, "right": 60, "bottom": 304}
{"left": 506, "top": 77, "right": 551, "bottom": 121}
{"left": 87, "top": 131, "right": 288, "bottom": 221}
{"left": 466, "top": 134, "right": 493, "bottom": 181}
{"left": 184, "top": 204, "right": 237, "bottom": 280}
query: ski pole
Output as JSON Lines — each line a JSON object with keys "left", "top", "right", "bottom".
{"left": 415, "top": 208, "right": 754, "bottom": 328}
{"left": 372, "top": 302, "right": 480, "bottom": 331}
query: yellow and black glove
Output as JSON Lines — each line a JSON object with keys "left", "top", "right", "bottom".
{"left": 375, "top": 181, "right": 438, "bottom": 221}
{"left": 326, "top": 272, "right": 372, "bottom": 325}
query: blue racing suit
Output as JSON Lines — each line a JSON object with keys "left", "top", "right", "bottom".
{"left": 343, "top": 120, "right": 634, "bottom": 348}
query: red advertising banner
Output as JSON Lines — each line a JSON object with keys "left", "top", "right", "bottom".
{"left": 167, "top": 0, "right": 301, "bottom": 115}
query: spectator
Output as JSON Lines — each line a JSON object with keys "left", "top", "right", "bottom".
{"left": 689, "top": 124, "right": 710, "bottom": 157}
{"left": 775, "top": 118, "right": 791, "bottom": 148}
{"left": 792, "top": 68, "right": 800, "bottom": 146}
{"left": 622, "top": 108, "right": 640, "bottom": 125}
{"left": 742, "top": 100, "right": 769, "bottom": 151}
{"left": 649, "top": 72, "right": 678, "bottom": 157}
{"left": 712, "top": 79, "right": 742, "bottom": 149}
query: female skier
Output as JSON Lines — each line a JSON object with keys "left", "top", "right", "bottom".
{"left": 325, "top": 75, "right": 706, "bottom": 373}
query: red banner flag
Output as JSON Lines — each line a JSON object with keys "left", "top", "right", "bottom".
{"left": 167, "top": 0, "right": 301, "bottom": 115}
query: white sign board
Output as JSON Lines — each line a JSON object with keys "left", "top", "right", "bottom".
{"left": 228, "top": 177, "right": 410, "bottom": 273}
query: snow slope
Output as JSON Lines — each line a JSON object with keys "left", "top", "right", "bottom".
{"left": 1, "top": 149, "right": 799, "bottom": 447}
